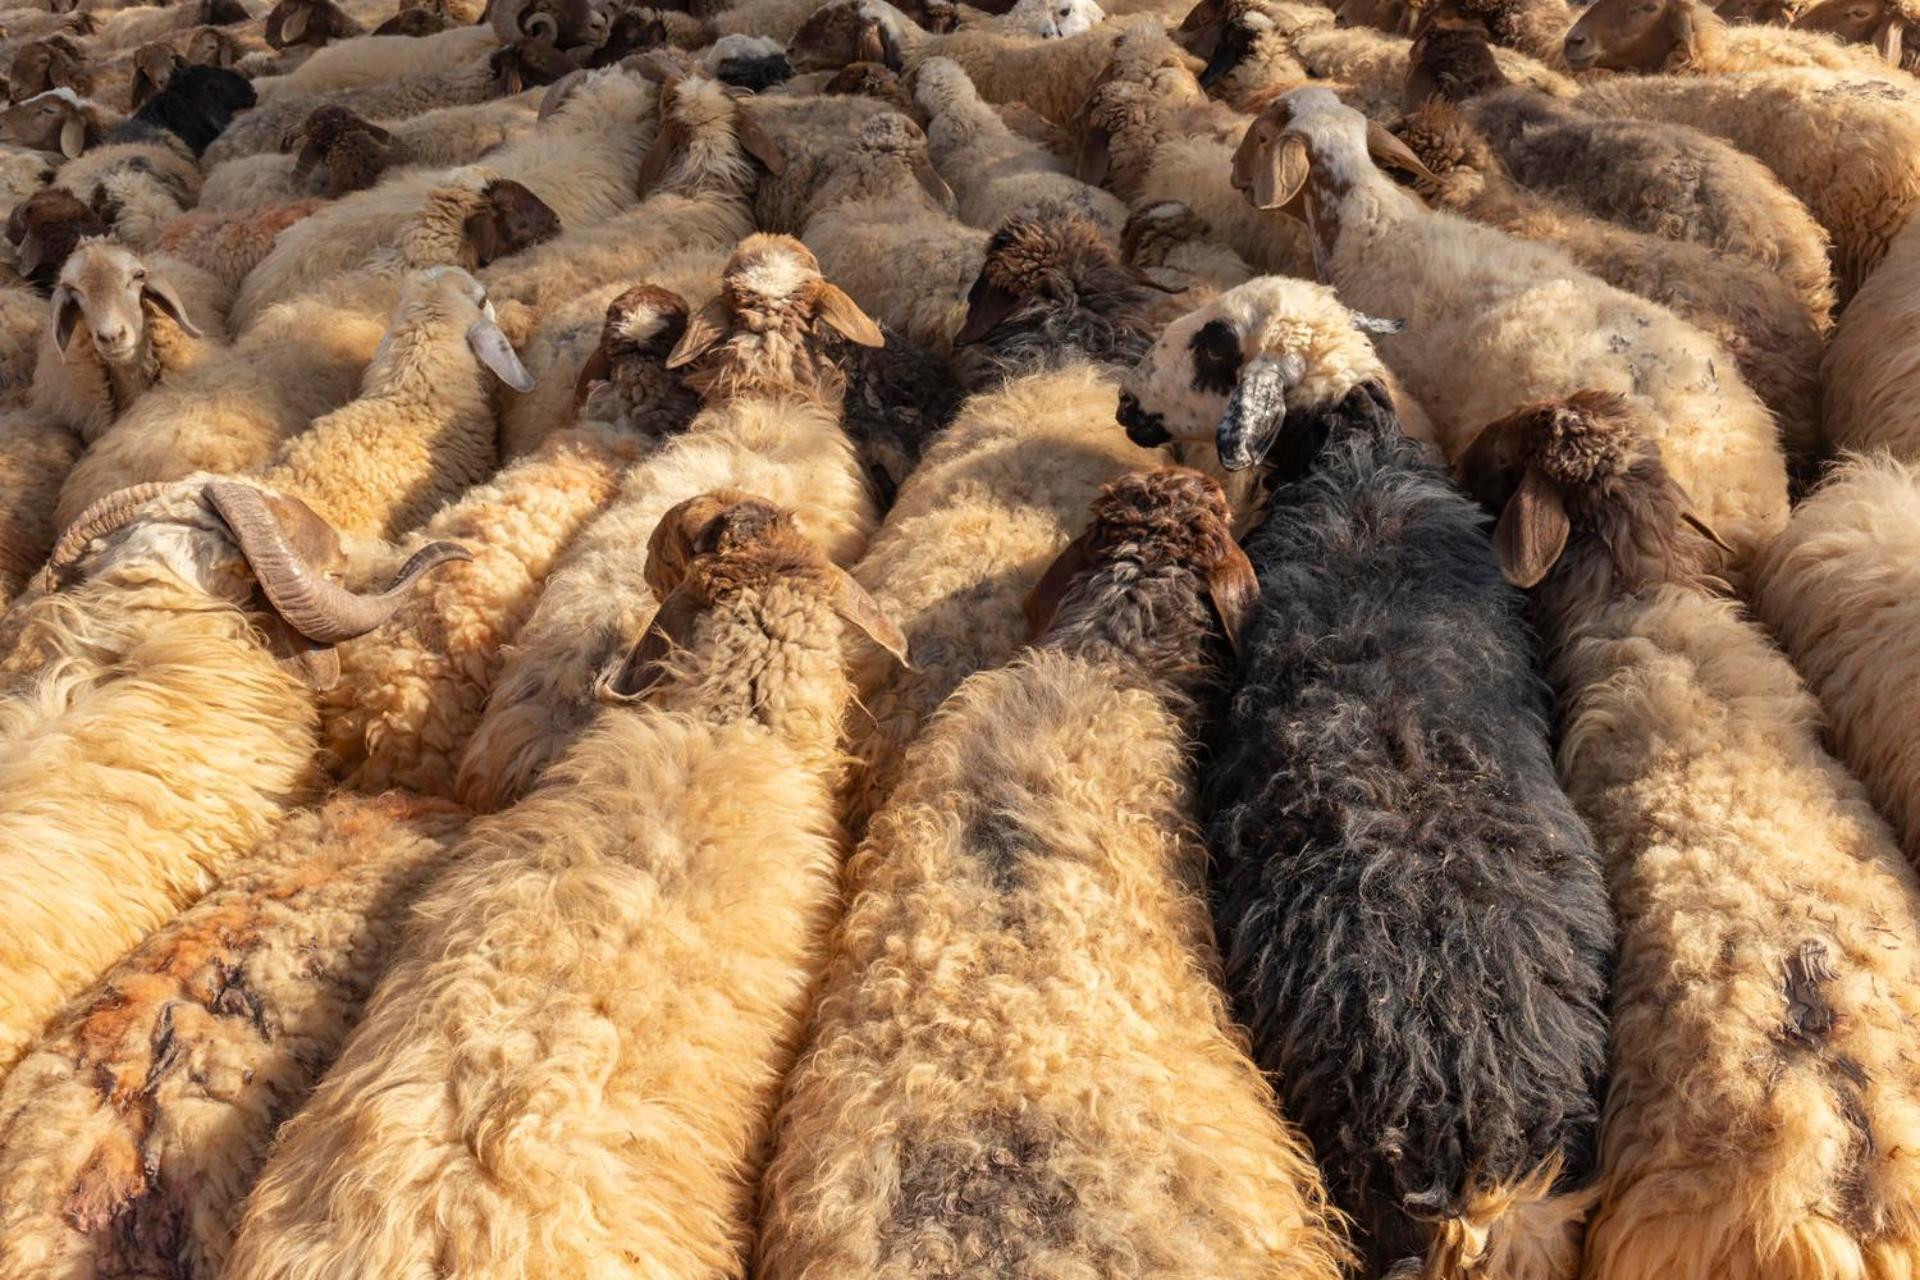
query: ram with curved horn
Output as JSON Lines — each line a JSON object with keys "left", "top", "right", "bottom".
{"left": 0, "top": 474, "right": 467, "bottom": 1076}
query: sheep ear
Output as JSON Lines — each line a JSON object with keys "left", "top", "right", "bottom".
{"left": 666, "top": 297, "right": 730, "bottom": 369}
{"left": 1206, "top": 536, "right": 1259, "bottom": 658}
{"left": 833, "top": 569, "right": 909, "bottom": 667}
{"left": 955, "top": 271, "right": 1021, "bottom": 346}
{"left": 1492, "top": 467, "right": 1569, "bottom": 588}
{"left": 914, "top": 159, "right": 957, "bottom": 214}
{"left": 635, "top": 102, "right": 687, "bottom": 194}
{"left": 856, "top": 17, "right": 892, "bottom": 66}
{"left": 1023, "top": 529, "right": 1094, "bottom": 638}
{"left": 1365, "top": 118, "right": 1436, "bottom": 183}
{"left": 736, "top": 113, "right": 787, "bottom": 175}
{"left": 52, "top": 286, "right": 81, "bottom": 358}
{"left": 1076, "top": 125, "right": 1111, "bottom": 186}
{"left": 1681, "top": 510, "right": 1735, "bottom": 554}
{"left": 1243, "top": 133, "right": 1309, "bottom": 211}
{"left": 462, "top": 207, "right": 503, "bottom": 267}
{"left": 1664, "top": 0, "right": 1699, "bottom": 64}
{"left": 598, "top": 587, "right": 700, "bottom": 702}
{"left": 291, "top": 138, "right": 324, "bottom": 184}
{"left": 467, "top": 316, "right": 536, "bottom": 392}
{"left": 814, "top": 282, "right": 885, "bottom": 347}
{"left": 1876, "top": 13, "right": 1905, "bottom": 61}
{"left": 1351, "top": 311, "right": 1405, "bottom": 334}
{"left": 142, "top": 274, "right": 203, "bottom": 338}
{"left": 59, "top": 115, "right": 85, "bottom": 159}
{"left": 573, "top": 342, "right": 612, "bottom": 405}
{"left": 16, "top": 230, "right": 46, "bottom": 281}
{"left": 283, "top": 3, "right": 312, "bottom": 41}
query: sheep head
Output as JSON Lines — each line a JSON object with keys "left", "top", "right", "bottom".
{"left": 1120, "top": 199, "right": 1213, "bottom": 270}
{"left": 0, "top": 88, "right": 97, "bottom": 158}
{"left": 43, "top": 479, "right": 471, "bottom": 687}
{"left": 592, "top": 7, "right": 672, "bottom": 64}
{"left": 600, "top": 489, "right": 907, "bottom": 703}
{"left": 1387, "top": 97, "right": 1499, "bottom": 204}
{"left": 822, "top": 58, "right": 914, "bottom": 109}
{"left": 789, "top": 1, "right": 904, "bottom": 72}
{"left": 1118, "top": 275, "right": 1402, "bottom": 473}
{"left": 636, "top": 74, "right": 786, "bottom": 198}
{"left": 461, "top": 177, "right": 560, "bottom": 266}
{"left": 284, "top": 105, "right": 398, "bottom": 197}
{"left": 489, "top": 0, "right": 606, "bottom": 51}
{"left": 1405, "top": 15, "right": 1510, "bottom": 104}
{"left": 130, "top": 43, "right": 186, "bottom": 112}
{"left": 705, "top": 34, "right": 796, "bottom": 90}
{"left": 1795, "top": 0, "right": 1905, "bottom": 60}
{"left": 492, "top": 37, "right": 588, "bottom": 95}
{"left": 386, "top": 266, "right": 536, "bottom": 392}
{"left": 50, "top": 238, "right": 202, "bottom": 371}
{"left": 1563, "top": 0, "right": 1720, "bottom": 69}
{"left": 373, "top": 5, "right": 455, "bottom": 34}
{"left": 1001, "top": 0, "right": 1107, "bottom": 38}
{"left": 1336, "top": 0, "right": 1413, "bottom": 32}
{"left": 6, "top": 186, "right": 108, "bottom": 293}
{"left": 184, "top": 25, "right": 243, "bottom": 67}
{"left": 1454, "top": 393, "right": 1731, "bottom": 608}
{"left": 574, "top": 282, "right": 701, "bottom": 429}
{"left": 1230, "top": 88, "right": 1434, "bottom": 224}
{"left": 264, "top": 0, "right": 365, "bottom": 50}
{"left": 8, "top": 36, "right": 92, "bottom": 103}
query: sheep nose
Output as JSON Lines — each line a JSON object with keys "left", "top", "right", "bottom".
{"left": 1117, "top": 392, "right": 1171, "bottom": 446}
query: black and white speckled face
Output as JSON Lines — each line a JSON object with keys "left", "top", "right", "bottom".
{"left": 1121, "top": 290, "right": 1264, "bottom": 446}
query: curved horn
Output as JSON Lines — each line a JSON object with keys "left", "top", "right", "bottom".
{"left": 523, "top": 8, "right": 559, "bottom": 39}
{"left": 205, "top": 482, "right": 471, "bottom": 642}
{"left": 39, "top": 481, "right": 176, "bottom": 588}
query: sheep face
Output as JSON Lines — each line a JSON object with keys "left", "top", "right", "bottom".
{"left": 1795, "top": 0, "right": 1903, "bottom": 58}
{"left": 264, "top": 0, "right": 364, "bottom": 49}
{"left": 0, "top": 88, "right": 95, "bottom": 158}
{"left": 491, "top": 0, "right": 607, "bottom": 51}
{"left": 593, "top": 8, "right": 671, "bottom": 63}
{"left": 574, "top": 282, "right": 700, "bottom": 424}
{"left": 374, "top": 5, "right": 455, "bottom": 34}
{"left": 6, "top": 186, "right": 108, "bottom": 292}
{"left": 285, "top": 106, "right": 398, "bottom": 197}
{"left": 51, "top": 239, "right": 202, "bottom": 368}
{"left": 789, "top": 1, "right": 903, "bottom": 73}
{"left": 130, "top": 43, "right": 185, "bottom": 112}
{"left": 1119, "top": 276, "right": 1396, "bottom": 469}
{"left": 1562, "top": 0, "right": 1696, "bottom": 70}
{"left": 954, "top": 211, "right": 1167, "bottom": 369}
{"left": 1405, "top": 18, "right": 1510, "bottom": 106}
{"left": 8, "top": 37, "right": 91, "bottom": 103}
{"left": 1191, "top": 4, "right": 1272, "bottom": 90}
{"left": 1003, "top": 0, "right": 1107, "bottom": 37}
{"left": 389, "top": 265, "right": 538, "bottom": 392}
{"left": 461, "top": 178, "right": 561, "bottom": 267}
{"left": 185, "top": 26, "right": 243, "bottom": 67}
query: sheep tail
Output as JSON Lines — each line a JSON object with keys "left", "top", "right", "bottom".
{"left": 1410, "top": 1159, "right": 1595, "bottom": 1280}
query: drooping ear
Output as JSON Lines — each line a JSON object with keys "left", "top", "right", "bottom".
{"left": 573, "top": 341, "right": 613, "bottom": 404}
{"left": 1663, "top": 0, "right": 1699, "bottom": 65}
{"left": 282, "top": 2, "right": 313, "bottom": 42}
{"left": 1205, "top": 535, "right": 1259, "bottom": 657}
{"left": 1491, "top": 466, "right": 1569, "bottom": 588}
{"left": 665, "top": 296, "right": 731, "bottom": 368}
{"left": 59, "top": 113, "right": 86, "bottom": 160}
{"left": 954, "top": 270, "right": 1021, "bottom": 346}
{"left": 1351, "top": 311, "right": 1405, "bottom": 335}
{"left": 52, "top": 285, "right": 81, "bottom": 358}
{"left": 736, "top": 112, "right": 787, "bottom": 174}
{"left": 1876, "top": 12, "right": 1905, "bottom": 61}
{"left": 1075, "top": 125, "right": 1111, "bottom": 185}
{"left": 16, "top": 230, "right": 46, "bottom": 282}
{"left": 597, "top": 586, "right": 701, "bottom": 702}
{"left": 467, "top": 315, "right": 536, "bottom": 391}
{"left": 634, "top": 81, "right": 686, "bottom": 193}
{"left": 913, "top": 157, "right": 956, "bottom": 212}
{"left": 856, "top": 16, "right": 891, "bottom": 66}
{"left": 812, "top": 281, "right": 885, "bottom": 347}
{"left": 1242, "top": 132, "right": 1309, "bottom": 211}
{"left": 1023, "top": 529, "right": 1094, "bottom": 637}
{"left": 833, "top": 568, "right": 909, "bottom": 666}
{"left": 1453, "top": 413, "right": 1523, "bottom": 512}
{"left": 1365, "top": 118, "right": 1437, "bottom": 182}
{"left": 462, "top": 205, "right": 502, "bottom": 267}
{"left": 134, "top": 275, "right": 197, "bottom": 339}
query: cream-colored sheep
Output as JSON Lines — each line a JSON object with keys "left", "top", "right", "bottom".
{"left": 227, "top": 492, "right": 901, "bottom": 1280}
{"left": 0, "top": 791, "right": 467, "bottom": 1280}
{"left": 251, "top": 21, "right": 497, "bottom": 98}
{"left": 1458, "top": 393, "right": 1920, "bottom": 1280}
{"left": 457, "top": 235, "right": 882, "bottom": 812}
{"left": 1821, "top": 213, "right": 1920, "bottom": 457}
{"left": 0, "top": 407, "right": 78, "bottom": 606}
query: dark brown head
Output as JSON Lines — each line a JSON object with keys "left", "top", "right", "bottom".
{"left": 129, "top": 43, "right": 184, "bottom": 111}
{"left": 463, "top": 178, "right": 560, "bottom": 267}
{"left": 1405, "top": 16, "right": 1510, "bottom": 105}
{"left": 789, "top": 1, "right": 903, "bottom": 72}
{"left": 491, "top": 36, "right": 586, "bottom": 95}
{"left": 1563, "top": 0, "right": 1717, "bottom": 69}
{"left": 1388, "top": 97, "right": 1499, "bottom": 203}
{"left": 7, "top": 186, "right": 107, "bottom": 293}
{"left": 285, "top": 105, "right": 398, "bottom": 196}
{"left": 1795, "top": 0, "right": 1904, "bottom": 60}
{"left": 823, "top": 59, "right": 915, "bottom": 111}
{"left": 374, "top": 5, "right": 455, "bottom": 35}
{"left": 264, "top": 0, "right": 365, "bottom": 49}
{"left": 574, "top": 282, "right": 700, "bottom": 430}
{"left": 489, "top": 0, "right": 606, "bottom": 51}
{"left": 1027, "top": 467, "right": 1258, "bottom": 691}
{"left": 592, "top": 8, "right": 671, "bottom": 64}
{"left": 1455, "top": 391, "right": 1731, "bottom": 627}
{"left": 8, "top": 36, "right": 92, "bottom": 103}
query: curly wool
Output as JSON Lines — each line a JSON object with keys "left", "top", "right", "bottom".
{"left": 0, "top": 793, "right": 466, "bottom": 1280}
{"left": 1821, "top": 215, "right": 1920, "bottom": 460}
{"left": 1207, "top": 385, "right": 1609, "bottom": 1276}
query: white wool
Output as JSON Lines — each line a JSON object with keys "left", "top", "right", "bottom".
{"left": 736, "top": 251, "right": 814, "bottom": 299}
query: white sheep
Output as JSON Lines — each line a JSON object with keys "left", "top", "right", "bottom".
{"left": 248, "top": 21, "right": 499, "bottom": 98}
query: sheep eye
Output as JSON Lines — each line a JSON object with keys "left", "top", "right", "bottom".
{"left": 1188, "top": 319, "right": 1244, "bottom": 396}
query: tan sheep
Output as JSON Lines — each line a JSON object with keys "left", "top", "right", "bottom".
{"left": 0, "top": 406, "right": 78, "bottom": 606}
{"left": 1564, "top": 0, "right": 1907, "bottom": 77}
{"left": 1821, "top": 212, "right": 1920, "bottom": 457}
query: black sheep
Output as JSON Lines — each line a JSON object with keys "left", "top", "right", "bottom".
{"left": 1204, "top": 379, "right": 1612, "bottom": 1278}
{"left": 117, "top": 65, "right": 256, "bottom": 157}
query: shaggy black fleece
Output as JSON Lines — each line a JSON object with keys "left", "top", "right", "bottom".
{"left": 1204, "top": 382, "right": 1612, "bottom": 1272}
{"left": 119, "top": 66, "right": 257, "bottom": 157}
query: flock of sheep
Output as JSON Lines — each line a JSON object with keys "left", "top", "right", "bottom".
{"left": 0, "top": 0, "right": 1919, "bottom": 1268}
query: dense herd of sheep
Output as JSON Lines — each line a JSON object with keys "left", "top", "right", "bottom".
{"left": 0, "top": 0, "right": 1918, "bottom": 1269}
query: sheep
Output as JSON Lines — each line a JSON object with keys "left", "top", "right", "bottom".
{"left": 5, "top": 185, "right": 107, "bottom": 294}
{"left": 226, "top": 491, "right": 904, "bottom": 1280}
{"left": 0, "top": 280, "right": 44, "bottom": 396}
{"left": 229, "top": 66, "right": 651, "bottom": 329}
{"left": 787, "top": 0, "right": 1127, "bottom": 125}
{"left": 1390, "top": 99, "right": 1823, "bottom": 463}
{"left": 1128, "top": 286, "right": 1609, "bottom": 1275}
{"left": 261, "top": 0, "right": 368, "bottom": 50}
{"left": 251, "top": 22, "right": 502, "bottom": 98}
{"left": 0, "top": 476, "right": 467, "bottom": 1073}
{"left": 1752, "top": 452, "right": 1920, "bottom": 863}
{"left": 1564, "top": 0, "right": 1907, "bottom": 76}
{"left": 116, "top": 63, "right": 256, "bottom": 156}
{"left": 321, "top": 285, "right": 696, "bottom": 800}
{"left": 0, "top": 407, "right": 78, "bottom": 605}
{"left": 741, "top": 85, "right": 900, "bottom": 234}
{"left": 148, "top": 198, "right": 327, "bottom": 292}
{"left": 1404, "top": 43, "right": 1837, "bottom": 330}
{"left": 0, "top": 791, "right": 467, "bottom": 1280}
{"left": 456, "top": 234, "right": 883, "bottom": 812}
{"left": 51, "top": 130, "right": 204, "bottom": 224}
{"left": 7, "top": 34, "right": 90, "bottom": 100}
{"left": 0, "top": 143, "right": 54, "bottom": 214}
{"left": 1795, "top": 0, "right": 1920, "bottom": 69}
{"left": 253, "top": 266, "right": 530, "bottom": 541}
{"left": 838, "top": 211, "right": 1162, "bottom": 829}
{"left": 705, "top": 31, "right": 797, "bottom": 88}
{"left": 1820, "top": 213, "right": 1920, "bottom": 458}
{"left": 758, "top": 467, "right": 1348, "bottom": 1280}
{"left": 1399, "top": 0, "right": 1574, "bottom": 59}
{"left": 0, "top": 86, "right": 119, "bottom": 158}
{"left": 799, "top": 112, "right": 988, "bottom": 356}
{"left": 911, "top": 55, "right": 1126, "bottom": 236}
{"left": 1455, "top": 392, "right": 1920, "bottom": 1280}
{"left": 84, "top": 0, "right": 249, "bottom": 55}
{"left": 1120, "top": 198, "right": 1257, "bottom": 296}
{"left": 1572, "top": 68, "right": 1920, "bottom": 301}
{"left": 32, "top": 238, "right": 226, "bottom": 444}
{"left": 1231, "top": 86, "right": 1788, "bottom": 559}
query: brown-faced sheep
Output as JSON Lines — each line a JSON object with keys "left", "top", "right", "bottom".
{"left": 227, "top": 492, "right": 902, "bottom": 1280}
{"left": 1564, "top": 0, "right": 1905, "bottom": 76}
{"left": 0, "top": 792, "right": 467, "bottom": 1280}
{"left": 1794, "top": 0, "right": 1920, "bottom": 69}
{"left": 456, "top": 235, "right": 882, "bottom": 812}
{"left": 759, "top": 468, "right": 1348, "bottom": 1280}
{"left": 1457, "top": 393, "right": 1920, "bottom": 1280}
{"left": 6, "top": 185, "right": 107, "bottom": 295}
{"left": 0, "top": 477, "right": 466, "bottom": 1073}
{"left": 0, "top": 87, "right": 119, "bottom": 158}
